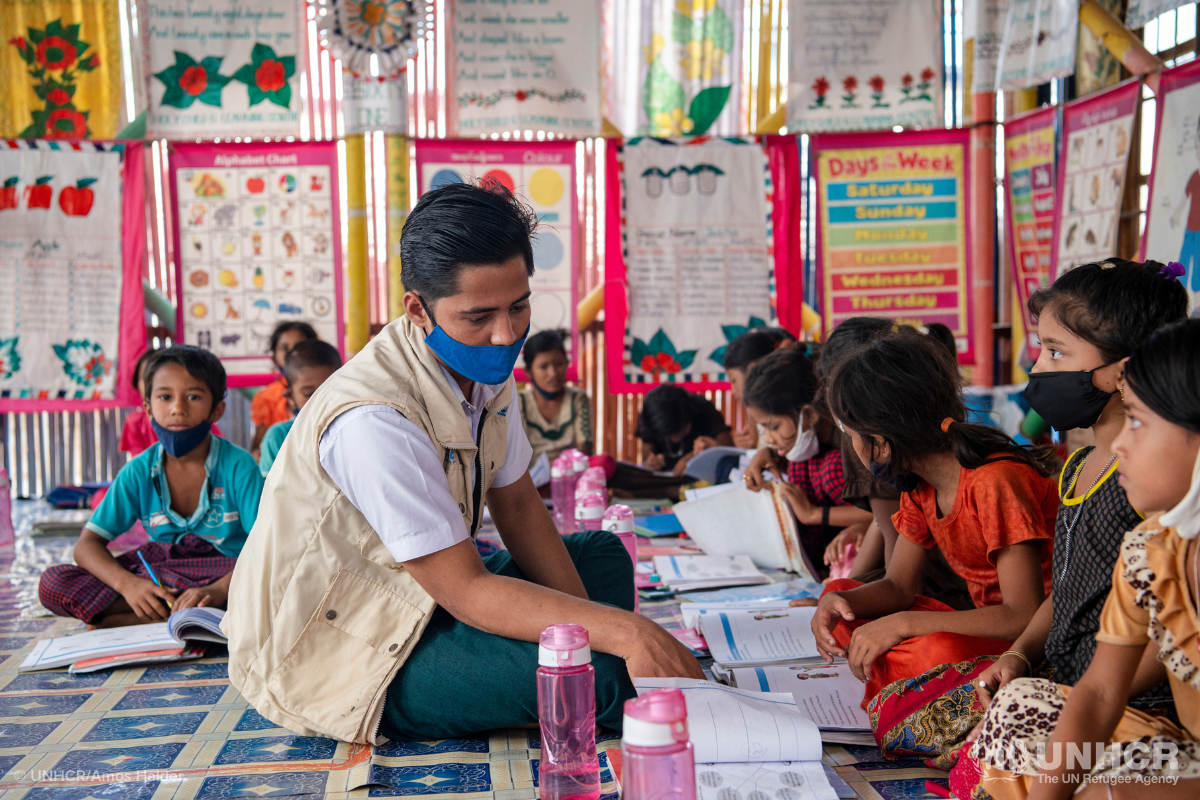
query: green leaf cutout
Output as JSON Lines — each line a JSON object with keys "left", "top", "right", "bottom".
{"left": 643, "top": 57, "right": 684, "bottom": 125}
{"left": 672, "top": 12, "right": 694, "bottom": 44}
{"left": 702, "top": 5, "right": 735, "bottom": 52}
{"left": 688, "top": 85, "right": 731, "bottom": 135}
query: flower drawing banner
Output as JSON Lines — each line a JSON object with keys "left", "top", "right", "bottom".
{"left": 1140, "top": 60, "right": 1200, "bottom": 311}
{"left": 603, "top": 0, "right": 744, "bottom": 138}
{"left": 0, "top": 0, "right": 121, "bottom": 139}
{"left": 787, "top": 0, "right": 943, "bottom": 133}
{"left": 1004, "top": 107, "right": 1057, "bottom": 364}
{"left": 0, "top": 141, "right": 146, "bottom": 410}
{"left": 995, "top": 0, "right": 1078, "bottom": 90}
{"left": 811, "top": 129, "right": 975, "bottom": 363}
{"left": 414, "top": 141, "right": 579, "bottom": 381}
{"left": 141, "top": 0, "right": 306, "bottom": 138}
{"left": 448, "top": 0, "right": 600, "bottom": 137}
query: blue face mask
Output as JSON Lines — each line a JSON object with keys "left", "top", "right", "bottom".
{"left": 420, "top": 297, "right": 528, "bottom": 386}
{"left": 152, "top": 418, "right": 212, "bottom": 458}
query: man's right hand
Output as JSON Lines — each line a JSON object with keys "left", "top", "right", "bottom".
{"left": 744, "top": 447, "right": 783, "bottom": 491}
{"left": 118, "top": 576, "right": 177, "bottom": 621}
{"left": 812, "top": 592, "right": 854, "bottom": 663}
{"left": 623, "top": 618, "right": 705, "bottom": 680}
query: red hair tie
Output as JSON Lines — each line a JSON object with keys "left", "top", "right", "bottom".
{"left": 941, "top": 417, "right": 955, "bottom": 433}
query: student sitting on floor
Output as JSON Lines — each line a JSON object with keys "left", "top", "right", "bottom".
{"left": 120, "top": 349, "right": 224, "bottom": 457}
{"left": 517, "top": 328, "right": 593, "bottom": 467}
{"left": 637, "top": 384, "right": 733, "bottom": 476}
{"left": 250, "top": 322, "right": 317, "bottom": 458}
{"left": 741, "top": 345, "right": 873, "bottom": 573}
{"left": 811, "top": 329, "right": 1059, "bottom": 716}
{"left": 259, "top": 339, "right": 342, "bottom": 476}
{"left": 40, "top": 346, "right": 263, "bottom": 627}
{"left": 723, "top": 330, "right": 780, "bottom": 449}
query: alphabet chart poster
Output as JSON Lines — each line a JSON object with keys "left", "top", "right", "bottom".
{"left": 811, "top": 128, "right": 974, "bottom": 363}
{"left": 169, "top": 141, "right": 344, "bottom": 386}
{"left": 414, "top": 140, "right": 578, "bottom": 382}
{"left": 1052, "top": 78, "right": 1139, "bottom": 279}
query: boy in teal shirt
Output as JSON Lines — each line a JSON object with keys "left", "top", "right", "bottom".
{"left": 39, "top": 346, "right": 264, "bottom": 627}
{"left": 259, "top": 340, "right": 341, "bottom": 476}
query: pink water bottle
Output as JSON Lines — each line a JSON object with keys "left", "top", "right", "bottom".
{"left": 575, "top": 491, "right": 605, "bottom": 533}
{"left": 537, "top": 624, "right": 600, "bottom": 800}
{"left": 621, "top": 688, "right": 696, "bottom": 800}
{"left": 0, "top": 469, "right": 13, "bottom": 547}
{"left": 576, "top": 466, "right": 607, "bottom": 501}
{"left": 602, "top": 504, "right": 638, "bottom": 611}
{"left": 551, "top": 453, "right": 574, "bottom": 534}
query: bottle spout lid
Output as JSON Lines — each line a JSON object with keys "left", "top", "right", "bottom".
{"left": 602, "top": 504, "right": 635, "bottom": 533}
{"left": 622, "top": 689, "right": 690, "bottom": 746}
{"left": 538, "top": 624, "right": 592, "bottom": 667}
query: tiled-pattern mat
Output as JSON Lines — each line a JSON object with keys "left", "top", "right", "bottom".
{"left": 0, "top": 502, "right": 950, "bottom": 799}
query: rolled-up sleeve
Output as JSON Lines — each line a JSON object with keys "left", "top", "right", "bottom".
{"left": 319, "top": 405, "right": 470, "bottom": 563}
{"left": 491, "top": 391, "right": 533, "bottom": 489}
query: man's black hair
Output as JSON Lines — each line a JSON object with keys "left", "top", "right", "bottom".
{"left": 401, "top": 182, "right": 538, "bottom": 304}
{"left": 283, "top": 340, "right": 342, "bottom": 385}
{"left": 143, "top": 345, "right": 227, "bottom": 405}
{"left": 522, "top": 328, "right": 568, "bottom": 370}
{"left": 268, "top": 321, "right": 317, "bottom": 353}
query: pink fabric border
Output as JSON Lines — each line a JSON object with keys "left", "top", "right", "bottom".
{"left": 768, "top": 135, "right": 804, "bottom": 336}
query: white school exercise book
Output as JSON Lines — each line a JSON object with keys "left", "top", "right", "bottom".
{"left": 634, "top": 678, "right": 823, "bottom": 764}
{"left": 652, "top": 555, "right": 772, "bottom": 591}
{"left": 694, "top": 762, "right": 838, "bottom": 800}
{"left": 731, "top": 664, "right": 870, "bottom": 731}
{"left": 681, "top": 602, "right": 792, "bottom": 631}
{"left": 699, "top": 606, "right": 822, "bottom": 667}
{"left": 20, "top": 624, "right": 182, "bottom": 672}
{"left": 683, "top": 447, "right": 753, "bottom": 485}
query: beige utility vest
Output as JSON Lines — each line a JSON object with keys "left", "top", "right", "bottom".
{"left": 223, "top": 316, "right": 511, "bottom": 743}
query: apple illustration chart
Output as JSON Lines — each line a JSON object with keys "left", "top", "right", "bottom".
{"left": 172, "top": 145, "right": 341, "bottom": 378}
{"left": 0, "top": 143, "right": 125, "bottom": 399}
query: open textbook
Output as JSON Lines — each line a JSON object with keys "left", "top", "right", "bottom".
{"left": 672, "top": 484, "right": 818, "bottom": 582}
{"left": 699, "top": 606, "right": 822, "bottom": 668}
{"left": 20, "top": 608, "right": 227, "bottom": 672}
{"left": 695, "top": 762, "right": 839, "bottom": 800}
{"left": 731, "top": 664, "right": 870, "bottom": 731}
{"left": 652, "top": 554, "right": 771, "bottom": 592}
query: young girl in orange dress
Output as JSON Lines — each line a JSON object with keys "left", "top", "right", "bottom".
{"left": 249, "top": 322, "right": 316, "bottom": 457}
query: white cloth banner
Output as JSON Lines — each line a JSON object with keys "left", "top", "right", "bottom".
{"left": 1126, "top": 0, "right": 1192, "bottom": 30}
{"left": 342, "top": 76, "right": 408, "bottom": 134}
{"left": 787, "top": 0, "right": 943, "bottom": 133}
{"left": 995, "top": 0, "right": 1078, "bottom": 90}
{"left": 966, "top": 0, "right": 1010, "bottom": 94}
{"left": 448, "top": 0, "right": 600, "bottom": 137}
{"left": 0, "top": 144, "right": 123, "bottom": 399}
{"left": 142, "top": 0, "right": 306, "bottom": 138}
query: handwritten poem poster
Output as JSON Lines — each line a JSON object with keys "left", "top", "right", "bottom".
{"left": 1004, "top": 107, "right": 1056, "bottom": 363}
{"left": 996, "top": 0, "right": 1078, "bottom": 90}
{"left": 1052, "top": 79, "right": 1138, "bottom": 279}
{"left": 614, "top": 139, "right": 773, "bottom": 389}
{"left": 449, "top": 0, "right": 600, "bottom": 137}
{"left": 1141, "top": 60, "right": 1200, "bottom": 309}
{"left": 142, "top": 0, "right": 305, "bottom": 138}
{"left": 170, "top": 142, "right": 344, "bottom": 385}
{"left": 813, "top": 130, "right": 974, "bottom": 362}
{"left": 787, "top": 0, "right": 943, "bottom": 133}
{"left": 0, "top": 143, "right": 124, "bottom": 401}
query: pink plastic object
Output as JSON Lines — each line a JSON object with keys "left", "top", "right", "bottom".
{"left": 576, "top": 466, "right": 607, "bottom": 500}
{"left": 0, "top": 469, "right": 13, "bottom": 547}
{"left": 537, "top": 624, "right": 601, "bottom": 800}
{"left": 574, "top": 490, "right": 606, "bottom": 533}
{"left": 602, "top": 505, "right": 638, "bottom": 611}
{"left": 621, "top": 689, "right": 696, "bottom": 800}
{"left": 551, "top": 453, "right": 575, "bottom": 535}
{"left": 828, "top": 542, "right": 858, "bottom": 581}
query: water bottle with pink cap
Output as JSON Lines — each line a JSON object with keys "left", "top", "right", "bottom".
{"left": 537, "top": 624, "right": 601, "bottom": 800}
{"left": 621, "top": 688, "right": 696, "bottom": 800}
{"left": 551, "top": 453, "right": 574, "bottom": 534}
{"left": 575, "top": 466, "right": 607, "bottom": 500}
{"left": 574, "top": 490, "right": 606, "bottom": 533}
{"left": 602, "top": 504, "right": 637, "bottom": 611}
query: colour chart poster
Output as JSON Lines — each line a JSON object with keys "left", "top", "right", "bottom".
{"left": 0, "top": 141, "right": 146, "bottom": 409}
{"left": 1141, "top": 59, "right": 1200, "bottom": 310}
{"left": 414, "top": 141, "right": 579, "bottom": 381}
{"left": 1004, "top": 107, "right": 1057, "bottom": 363}
{"left": 1052, "top": 79, "right": 1139, "bottom": 279}
{"left": 812, "top": 129, "right": 973, "bottom": 363}
{"left": 141, "top": 0, "right": 305, "bottom": 138}
{"left": 170, "top": 142, "right": 344, "bottom": 386}
{"left": 608, "top": 138, "right": 774, "bottom": 391}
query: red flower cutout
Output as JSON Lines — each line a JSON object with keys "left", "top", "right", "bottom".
{"left": 514, "top": 89, "right": 527, "bottom": 101}
{"left": 8, "top": 36, "right": 26, "bottom": 50}
{"left": 640, "top": 355, "right": 658, "bottom": 372}
{"left": 920, "top": 67, "right": 936, "bottom": 83}
{"left": 44, "top": 108, "right": 87, "bottom": 138}
{"left": 842, "top": 76, "right": 857, "bottom": 92}
{"left": 657, "top": 352, "right": 682, "bottom": 374}
{"left": 254, "top": 59, "right": 286, "bottom": 92}
{"left": 85, "top": 53, "right": 99, "bottom": 68}
{"left": 868, "top": 75, "right": 885, "bottom": 92}
{"left": 36, "top": 35, "right": 77, "bottom": 70}
{"left": 180, "top": 65, "right": 208, "bottom": 96}
{"left": 46, "top": 88, "right": 70, "bottom": 105}
{"left": 901, "top": 73, "right": 913, "bottom": 88}
{"left": 812, "top": 76, "right": 830, "bottom": 96}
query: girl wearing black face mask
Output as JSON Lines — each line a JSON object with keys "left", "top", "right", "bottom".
{"left": 810, "top": 329, "right": 1061, "bottom": 762}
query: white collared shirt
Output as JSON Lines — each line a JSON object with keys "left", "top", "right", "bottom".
{"left": 318, "top": 366, "right": 532, "bottom": 563}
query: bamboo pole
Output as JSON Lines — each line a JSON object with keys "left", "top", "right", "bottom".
{"left": 1079, "top": 0, "right": 1165, "bottom": 94}
{"left": 345, "top": 134, "right": 370, "bottom": 354}
{"left": 386, "top": 134, "right": 409, "bottom": 322}
{"left": 971, "top": 91, "right": 996, "bottom": 386}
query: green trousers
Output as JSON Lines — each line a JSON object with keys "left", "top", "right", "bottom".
{"left": 379, "top": 529, "right": 638, "bottom": 740}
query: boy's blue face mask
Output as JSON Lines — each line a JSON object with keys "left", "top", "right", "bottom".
{"left": 419, "top": 296, "right": 528, "bottom": 386}
{"left": 151, "top": 418, "right": 212, "bottom": 458}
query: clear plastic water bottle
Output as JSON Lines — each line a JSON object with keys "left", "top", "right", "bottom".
{"left": 621, "top": 688, "right": 696, "bottom": 800}
{"left": 574, "top": 491, "right": 605, "bottom": 533}
{"left": 0, "top": 468, "right": 13, "bottom": 547}
{"left": 551, "top": 453, "right": 574, "bottom": 534}
{"left": 537, "top": 624, "right": 600, "bottom": 800}
{"left": 602, "top": 504, "right": 638, "bottom": 611}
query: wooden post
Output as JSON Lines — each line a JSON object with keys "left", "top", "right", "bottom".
{"left": 971, "top": 91, "right": 996, "bottom": 386}
{"left": 345, "top": 134, "right": 369, "bottom": 354}
{"left": 386, "top": 134, "right": 409, "bottom": 322}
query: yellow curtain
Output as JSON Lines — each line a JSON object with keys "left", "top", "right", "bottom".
{"left": 0, "top": 0, "right": 123, "bottom": 138}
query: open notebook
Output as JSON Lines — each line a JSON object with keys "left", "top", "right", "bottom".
{"left": 672, "top": 483, "right": 817, "bottom": 582}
